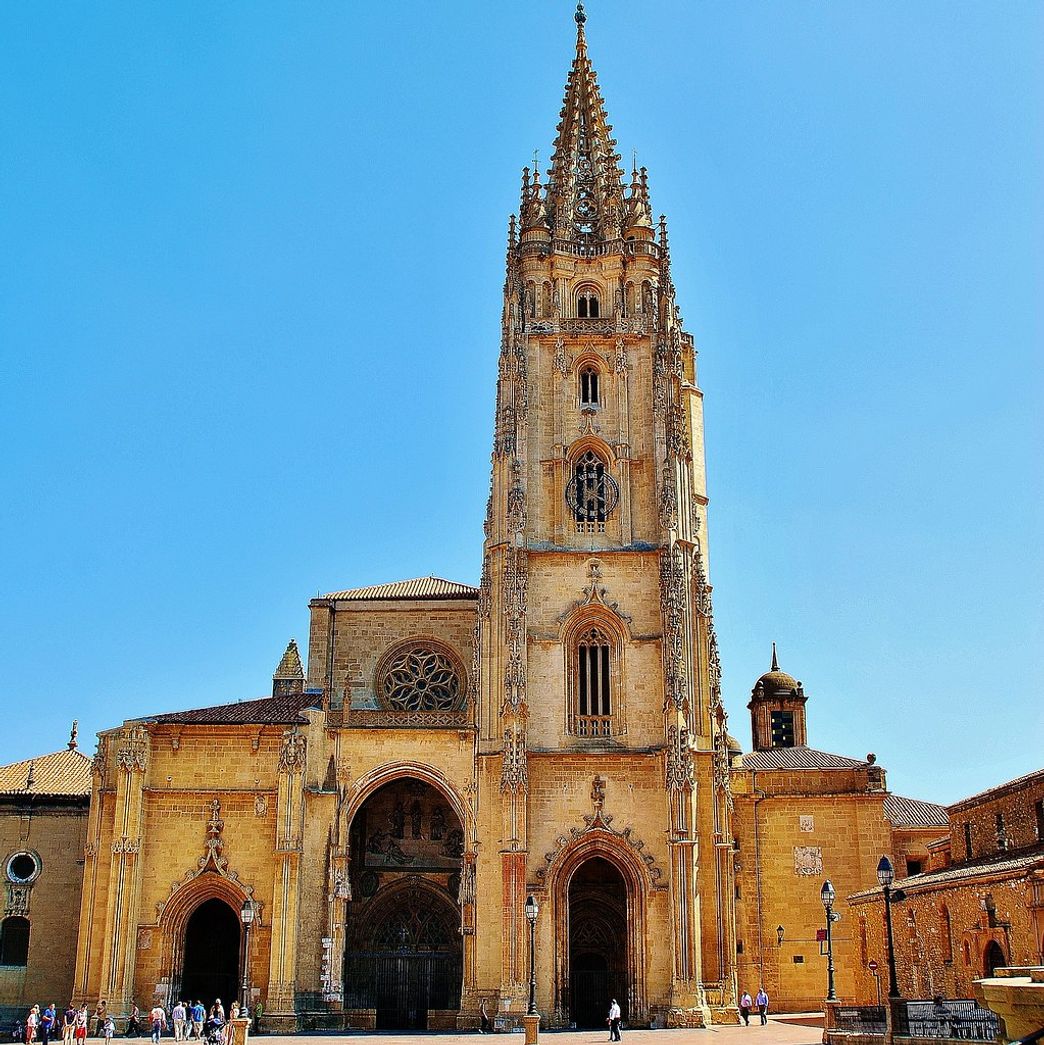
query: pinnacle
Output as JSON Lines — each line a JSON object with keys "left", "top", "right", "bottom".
{"left": 273, "top": 638, "right": 304, "bottom": 681}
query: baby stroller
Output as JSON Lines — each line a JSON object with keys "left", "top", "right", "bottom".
{"left": 202, "top": 1018, "right": 224, "bottom": 1045}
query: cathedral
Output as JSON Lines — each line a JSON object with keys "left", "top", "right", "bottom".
{"left": 2, "top": 5, "right": 975, "bottom": 1032}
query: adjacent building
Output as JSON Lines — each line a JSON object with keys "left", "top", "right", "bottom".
{"left": 0, "top": 728, "right": 91, "bottom": 1020}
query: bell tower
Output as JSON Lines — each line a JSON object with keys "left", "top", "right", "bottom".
{"left": 474, "top": 4, "right": 736, "bottom": 1026}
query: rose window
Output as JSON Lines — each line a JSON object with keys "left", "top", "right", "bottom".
{"left": 379, "top": 644, "right": 463, "bottom": 712}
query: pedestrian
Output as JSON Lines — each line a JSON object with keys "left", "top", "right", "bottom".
{"left": 40, "top": 1007, "right": 56, "bottom": 1045}
{"left": 170, "top": 1003, "right": 184, "bottom": 1044}
{"left": 739, "top": 991, "right": 753, "bottom": 1026}
{"left": 63, "top": 1004, "right": 76, "bottom": 1045}
{"left": 125, "top": 1006, "right": 139, "bottom": 1040}
{"left": 92, "top": 1005, "right": 106, "bottom": 1040}
{"left": 479, "top": 999, "right": 491, "bottom": 1035}
{"left": 755, "top": 988, "right": 769, "bottom": 1026}
{"left": 607, "top": 999, "right": 622, "bottom": 1042}
{"left": 147, "top": 1005, "right": 165, "bottom": 1045}
{"left": 101, "top": 1018, "right": 114, "bottom": 1045}
{"left": 189, "top": 1004, "right": 203, "bottom": 1044}
{"left": 73, "top": 1009, "right": 88, "bottom": 1045}
{"left": 26, "top": 1007, "right": 40, "bottom": 1045}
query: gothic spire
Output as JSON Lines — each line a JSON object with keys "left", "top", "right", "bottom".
{"left": 771, "top": 642, "right": 779, "bottom": 672}
{"left": 272, "top": 638, "right": 304, "bottom": 698}
{"left": 545, "top": 4, "right": 626, "bottom": 239}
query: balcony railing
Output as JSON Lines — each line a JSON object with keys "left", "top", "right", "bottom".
{"left": 577, "top": 715, "right": 613, "bottom": 738}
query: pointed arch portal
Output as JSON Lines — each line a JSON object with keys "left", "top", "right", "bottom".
{"left": 180, "top": 898, "right": 240, "bottom": 1011}
{"left": 569, "top": 857, "right": 628, "bottom": 1027}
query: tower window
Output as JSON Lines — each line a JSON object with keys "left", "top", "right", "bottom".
{"left": 577, "top": 289, "right": 600, "bottom": 318}
{"left": 964, "top": 821, "right": 973, "bottom": 859}
{"left": 575, "top": 625, "right": 612, "bottom": 736}
{"left": 995, "top": 812, "right": 1008, "bottom": 850}
{"left": 566, "top": 450, "right": 618, "bottom": 533}
{"left": 579, "top": 366, "right": 600, "bottom": 405}
{"left": 770, "top": 709, "right": 795, "bottom": 748}
{"left": 1035, "top": 799, "right": 1044, "bottom": 841}
{"left": 0, "top": 917, "right": 29, "bottom": 967}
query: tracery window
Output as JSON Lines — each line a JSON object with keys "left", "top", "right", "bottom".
{"left": 577, "top": 289, "right": 600, "bottom": 318}
{"left": 0, "top": 917, "right": 29, "bottom": 967}
{"left": 770, "top": 709, "right": 795, "bottom": 748}
{"left": 376, "top": 643, "right": 464, "bottom": 712}
{"left": 579, "top": 366, "right": 600, "bottom": 406}
{"left": 575, "top": 626, "right": 612, "bottom": 737}
{"left": 566, "top": 450, "right": 618, "bottom": 533}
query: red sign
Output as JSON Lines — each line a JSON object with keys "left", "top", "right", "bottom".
{"left": 816, "top": 929, "right": 827, "bottom": 942}
{"left": 868, "top": 960, "right": 879, "bottom": 972}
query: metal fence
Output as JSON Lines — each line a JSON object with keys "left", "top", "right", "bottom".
{"left": 893, "top": 999, "right": 1000, "bottom": 1041}
{"left": 834, "top": 1006, "right": 888, "bottom": 1034}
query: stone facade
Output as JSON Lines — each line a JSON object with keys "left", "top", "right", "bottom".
{"left": 48, "top": 5, "right": 1015, "bottom": 1031}
{"left": 849, "top": 770, "right": 1044, "bottom": 1004}
{"left": 0, "top": 738, "right": 91, "bottom": 1017}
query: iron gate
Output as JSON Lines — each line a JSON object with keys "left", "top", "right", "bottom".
{"left": 344, "top": 950, "right": 461, "bottom": 1029}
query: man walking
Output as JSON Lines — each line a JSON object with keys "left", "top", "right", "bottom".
{"left": 170, "top": 1004, "right": 185, "bottom": 1044}
{"left": 607, "top": 999, "right": 622, "bottom": 1042}
{"left": 189, "top": 1003, "right": 204, "bottom": 1043}
{"left": 755, "top": 988, "right": 769, "bottom": 1026}
{"left": 739, "top": 992, "right": 753, "bottom": 1026}
{"left": 148, "top": 1005, "right": 165, "bottom": 1045}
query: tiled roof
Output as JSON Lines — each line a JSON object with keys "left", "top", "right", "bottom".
{"left": 948, "top": 767, "right": 1044, "bottom": 813}
{"left": 849, "top": 845, "right": 1044, "bottom": 899}
{"left": 319, "top": 576, "right": 479, "bottom": 601}
{"left": 884, "top": 793, "right": 949, "bottom": 829}
{"left": 741, "top": 746, "right": 867, "bottom": 771}
{"left": 140, "top": 692, "right": 319, "bottom": 726}
{"left": 0, "top": 748, "right": 92, "bottom": 798}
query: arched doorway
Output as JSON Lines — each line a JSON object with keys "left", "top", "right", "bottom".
{"left": 984, "top": 940, "right": 1006, "bottom": 976}
{"left": 343, "top": 778, "right": 464, "bottom": 1029}
{"left": 181, "top": 899, "right": 240, "bottom": 1010}
{"left": 569, "top": 857, "right": 627, "bottom": 1027}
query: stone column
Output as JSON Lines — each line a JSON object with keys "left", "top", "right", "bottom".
{"left": 265, "top": 727, "right": 306, "bottom": 1024}
{"left": 99, "top": 725, "right": 149, "bottom": 1016}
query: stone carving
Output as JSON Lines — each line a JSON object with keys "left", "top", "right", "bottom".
{"left": 254, "top": 793, "right": 268, "bottom": 818}
{"left": 535, "top": 812, "right": 666, "bottom": 890}
{"left": 115, "top": 725, "right": 148, "bottom": 774}
{"left": 660, "top": 545, "right": 687, "bottom": 711}
{"left": 794, "top": 846, "right": 823, "bottom": 877}
{"left": 111, "top": 836, "right": 141, "bottom": 855}
{"left": 90, "top": 737, "right": 107, "bottom": 778}
{"left": 200, "top": 798, "right": 227, "bottom": 872}
{"left": 659, "top": 464, "right": 677, "bottom": 533}
{"left": 500, "top": 728, "right": 528, "bottom": 794}
{"left": 5, "top": 884, "right": 30, "bottom": 917}
{"left": 665, "top": 725, "right": 695, "bottom": 793}
{"left": 558, "top": 559, "right": 632, "bottom": 627}
{"left": 800, "top": 815, "right": 815, "bottom": 833}
{"left": 83, "top": 842, "right": 97, "bottom": 859}
{"left": 278, "top": 726, "right": 306, "bottom": 773}
{"left": 553, "top": 337, "right": 570, "bottom": 376}
{"left": 137, "top": 928, "right": 152, "bottom": 950}
{"left": 613, "top": 337, "right": 628, "bottom": 374}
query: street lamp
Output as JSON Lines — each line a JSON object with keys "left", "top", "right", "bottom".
{"left": 524, "top": 895, "right": 539, "bottom": 1016}
{"left": 820, "top": 880, "right": 838, "bottom": 1002}
{"left": 240, "top": 897, "right": 257, "bottom": 1011}
{"left": 876, "top": 857, "right": 901, "bottom": 998}
{"left": 776, "top": 925, "right": 785, "bottom": 947}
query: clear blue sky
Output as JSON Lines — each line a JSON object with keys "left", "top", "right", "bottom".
{"left": 1, "top": 2, "right": 1041, "bottom": 805}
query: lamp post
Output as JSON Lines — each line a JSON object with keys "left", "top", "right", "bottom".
{"left": 876, "top": 857, "right": 900, "bottom": 998}
{"left": 240, "top": 897, "right": 256, "bottom": 1011}
{"left": 525, "top": 894, "right": 539, "bottom": 1016}
{"left": 820, "top": 880, "right": 838, "bottom": 1002}
{"left": 776, "top": 925, "right": 785, "bottom": 947}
